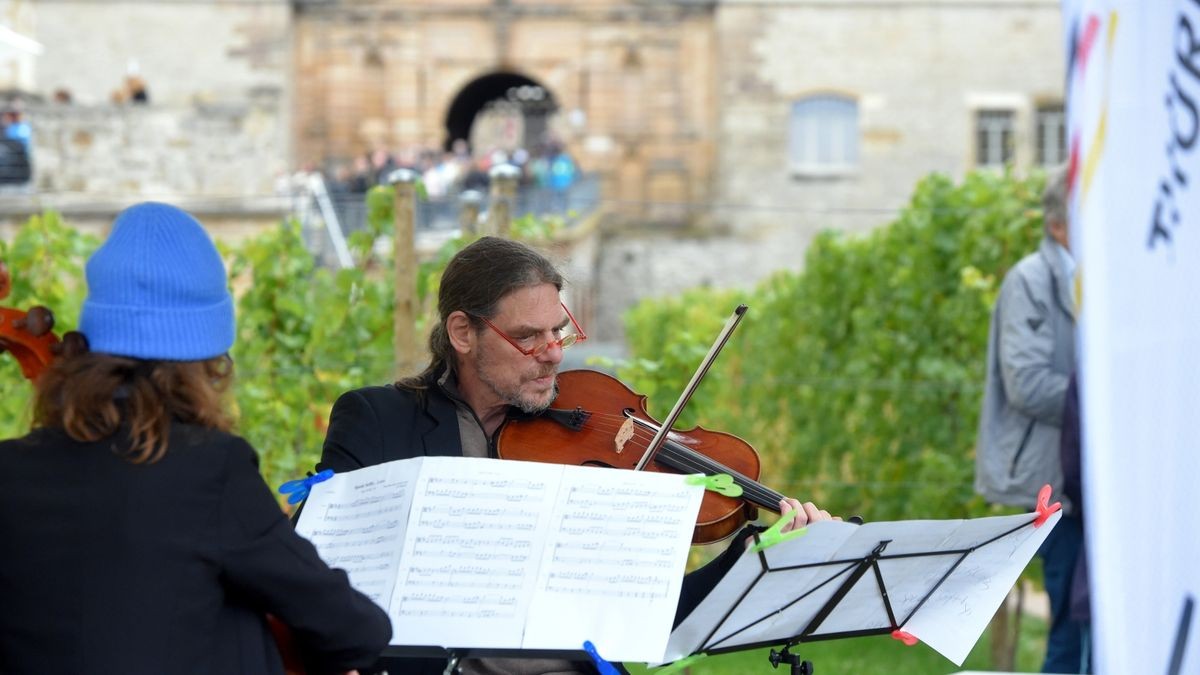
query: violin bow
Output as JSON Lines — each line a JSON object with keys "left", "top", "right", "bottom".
{"left": 633, "top": 304, "right": 748, "bottom": 472}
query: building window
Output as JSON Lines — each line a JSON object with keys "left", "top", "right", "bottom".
{"left": 975, "top": 109, "right": 1015, "bottom": 168}
{"left": 1036, "top": 104, "right": 1067, "bottom": 167}
{"left": 788, "top": 95, "right": 859, "bottom": 174}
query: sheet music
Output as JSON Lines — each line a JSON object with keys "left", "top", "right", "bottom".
{"left": 523, "top": 468, "right": 704, "bottom": 662}
{"left": 389, "top": 457, "right": 561, "bottom": 648}
{"left": 296, "top": 455, "right": 704, "bottom": 661}
{"left": 814, "top": 519, "right": 968, "bottom": 635}
{"left": 295, "top": 460, "right": 418, "bottom": 610}
{"left": 664, "top": 511, "right": 1059, "bottom": 667}
{"left": 902, "top": 511, "right": 1060, "bottom": 665}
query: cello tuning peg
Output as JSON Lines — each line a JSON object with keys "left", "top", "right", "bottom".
{"left": 19, "top": 306, "right": 55, "bottom": 337}
{"left": 51, "top": 331, "right": 89, "bottom": 358}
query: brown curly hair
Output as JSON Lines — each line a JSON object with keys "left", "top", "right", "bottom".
{"left": 33, "top": 352, "right": 234, "bottom": 464}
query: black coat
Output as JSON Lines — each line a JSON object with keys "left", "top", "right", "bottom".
{"left": 0, "top": 424, "right": 391, "bottom": 675}
{"left": 318, "top": 381, "right": 746, "bottom": 675}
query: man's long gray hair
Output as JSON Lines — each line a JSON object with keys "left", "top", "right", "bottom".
{"left": 398, "top": 236, "right": 563, "bottom": 389}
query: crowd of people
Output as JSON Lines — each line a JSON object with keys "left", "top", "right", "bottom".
{"left": 308, "top": 138, "right": 580, "bottom": 233}
{"left": 325, "top": 139, "right": 578, "bottom": 202}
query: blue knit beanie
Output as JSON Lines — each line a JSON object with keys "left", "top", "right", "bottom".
{"left": 79, "top": 202, "right": 234, "bottom": 361}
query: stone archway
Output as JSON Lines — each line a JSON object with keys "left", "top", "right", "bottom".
{"left": 443, "top": 71, "right": 559, "bottom": 153}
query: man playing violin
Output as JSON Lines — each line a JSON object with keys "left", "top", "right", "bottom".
{"left": 317, "top": 236, "right": 833, "bottom": 675}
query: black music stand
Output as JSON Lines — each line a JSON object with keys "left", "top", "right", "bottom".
{"left": 663, "top": 511, "right": 1060, "bottom": 672}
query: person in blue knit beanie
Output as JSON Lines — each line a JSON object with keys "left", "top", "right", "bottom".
{"left": 0, "top": 202, "right": 391, "bottom": 675}
{"left": 79, "top": 201, "right": 235, "bottom": 361}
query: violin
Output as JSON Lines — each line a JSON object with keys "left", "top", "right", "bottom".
{"left": 0, "top": 259, "right": 307, "bottom": 675}
{"left": 497, "top": 369, "right": 788, "bottom": 544}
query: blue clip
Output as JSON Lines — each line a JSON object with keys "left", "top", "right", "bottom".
{"left": 278, "top": 469, "right": 335, "bottom": 505}
{"left": 582, "top": 640, "right": 620, "bottom": 675}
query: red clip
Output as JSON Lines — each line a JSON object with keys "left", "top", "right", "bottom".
{"left": 1033, "top": 484, "right": 1062, "bottom": 528}
{"left": 891, "top": 630, "right": 918, "bottom": 646}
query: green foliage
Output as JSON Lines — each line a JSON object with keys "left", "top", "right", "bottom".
{"left": 225, "top": 218, "right": 395, "bottom": 488}
{"left": 0, "top": 213, "right": 98, "bottom": 436}
{"left": 1, "top": 171, "right": 1043, "bottom": 517}
{"left": 0, "top": 201, "right": 544, "bottom": 497}
{"left": 511, "top": 212, "right": 566, "bottom": 240}
{"left": 616, "top": 170, "right": 1046, "bottom": 522}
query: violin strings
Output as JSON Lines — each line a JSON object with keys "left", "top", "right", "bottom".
{"left": 569, "top": 416, "right": 785, "bottom": 509}
{"left": 655, "top": 448, "right": 784, "bottom": 508}
{"left": 558, "top": 411, "right": 785, "bottom": 506}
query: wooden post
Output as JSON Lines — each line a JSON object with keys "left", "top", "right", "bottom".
{"left": 389, "top": 168, "right": 419, "bottom": 380}
{"left": 459, "top": 189, "right": 483, "bottom": 236}
{"left": 486, "top": 163, "right": 520, "bottom": 237}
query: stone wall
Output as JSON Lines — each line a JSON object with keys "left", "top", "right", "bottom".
{"left": 30, "top": 0, "right": 291, "bottom": 108}
{"left": 583, "top": 1, "right": 1065, "bottom": 339}
{"left": 28, "top": 100, "right": 289, "bottom": 199}
{"left": 712, "top": 0, "right": 1063, "bottom": 239}
{"left": 1, "top": 1, "right": 295, "bottom": 238}
{"left": 292, "top": 0, "right": 717, "bottom": 222}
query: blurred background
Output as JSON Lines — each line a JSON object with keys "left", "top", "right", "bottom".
{"left": 0, "top": 0, "right": 1064, "bottom": 339}
{"left": 0, "top": 3, "right": 1071, "bottom": 671}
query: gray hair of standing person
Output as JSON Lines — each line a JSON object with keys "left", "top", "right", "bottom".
{"left": 1043, "top": 166, "right": 1070, "bottom": 232}
{"left": 397, "top": 236, "right": 564, "bottom": 390}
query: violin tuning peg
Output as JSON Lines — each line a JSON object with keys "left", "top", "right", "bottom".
{"left": 23, "top": 306, "right": 54, "bottom": 337}
{"left": 59, "top": 331, "right": 89, "bottom": 358}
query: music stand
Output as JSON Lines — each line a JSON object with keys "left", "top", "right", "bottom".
{"left": 663, "top": 510, "right": 1060, "bottom": 671}
{"left": 378, "top": 645, "right": 595, "bottom": 675}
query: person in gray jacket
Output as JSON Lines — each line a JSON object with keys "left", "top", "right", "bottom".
{"left": 974, "top": 167, "right": 1084, "bottom": 673}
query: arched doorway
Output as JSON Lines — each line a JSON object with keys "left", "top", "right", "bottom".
{"left": 444, "top": 72, "right": 559, "bottom": 154}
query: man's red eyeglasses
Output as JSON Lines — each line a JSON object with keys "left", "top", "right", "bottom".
{"left": 475, "top": 302, "right": 587, "bottom": 357}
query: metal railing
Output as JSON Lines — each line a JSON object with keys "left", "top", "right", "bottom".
{"left": 290, "top": 166, "right": 602, "bottom": 268}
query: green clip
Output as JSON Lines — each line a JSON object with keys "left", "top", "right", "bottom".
{"left": 649, "top": 653, "right": 707, "bottom": 675}
{"left": 685, "top": 473, "right": 743, "bottom": 498}
{"left": 749, "top": 509, "right": 808, "bottom": 553}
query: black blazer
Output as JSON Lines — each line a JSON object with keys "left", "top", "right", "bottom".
{"left": 0, "top": 424, "right": 391, "bottom": 675}
{"left": 317, "top": 382, "right": 746, "bottom": 674}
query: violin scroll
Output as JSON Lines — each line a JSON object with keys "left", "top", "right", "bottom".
{"left": 0, "top": 259, "right": 92, "bottom": 380}
{"left": 1, "top": 305, "right": 62, "bottom": 381}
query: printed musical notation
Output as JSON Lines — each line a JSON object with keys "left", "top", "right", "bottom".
{"left": 295, "top": 465, "right": 418, "bottom": 609}
{"left": 296, "top": 455, "right": 705, "bottom": 662}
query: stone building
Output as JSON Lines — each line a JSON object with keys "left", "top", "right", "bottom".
{"left": 1, "top": 0, "right": 293, "bottom": 239}
{"left": 291, "top": 0, "right": 717, "bottom": 224}
{"left": 591, "top": 0, "right": 1066, "bottom": 330}
{"left": 3, "top": 0, "right": 1065, "bottom": 334}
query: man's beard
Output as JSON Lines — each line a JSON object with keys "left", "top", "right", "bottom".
{"left": 475, "top": 348, "right": 559, "bottom": 414}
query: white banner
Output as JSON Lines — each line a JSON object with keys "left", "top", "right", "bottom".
{"left": 1064, "top": 1, "right": 1200, "bottom": 673}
